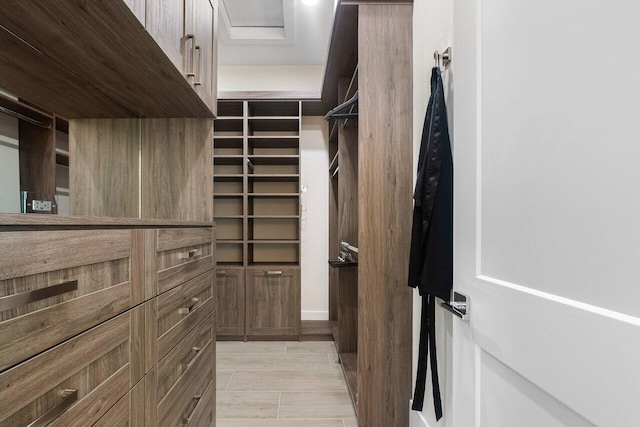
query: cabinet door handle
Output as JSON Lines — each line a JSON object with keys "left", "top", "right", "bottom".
{"left": 217, "top": 271, "right": 226, "bottom": 276}
{"left": 194, "top": 45, "right": 202, "bottom": 86}
{"left": 182, "top": 394, "right": 203, "bottom": 425}
{"left": 179, "top": 248, "right": 202, "bottom": 259}
{"left": 28, "top": 389, "right": 78, "bottom": 427}
{"left": 178, "top": 297, "right": 202, "bottom": 315}
{"left": 265, "top": 271, "right": 283, "bottom": 276}
{"left": 185, "top": 34, "right": 196, "bottom": 77}
{"left": 0, "top": 280, "right": 78, "bottom": 312}
{"left": 179, "top": 346, "right": 203, "bottom": 373}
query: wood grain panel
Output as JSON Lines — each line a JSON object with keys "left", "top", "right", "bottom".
{"left": 146, "top": 0, "right": 187, "bottom": 75}
{"left": 0, "top": 311, "right": 136, "bottom": 425}
{"left": 142, "top": 119, "right": 214, "bottom": 222}
{"left": 157, "top": 227, "right": 213, "bottom": 252}
{"left": 0, "top": 1, "right": 212, "bottom": 117}
{"left": 0, "top": 26, "right": 132, "bottom": 118}
{"left": 192, "top": 0, "right": 217, "bottom": 113}
{"left": 122, "top": 0, "right": 145, "bottom": 27}
{"left": 216, "top": 268, "right": 245, "bottom": 336}
{"left": 337, "top": 78, "right": 359, "bottom": 355}
{"left": 69, "top": 119, "right": 140, "bottom": 218}
{"left": 93, "top": 378, "right": 145, "bottom": 427}
{"left": 0, "top": 214, "right": 214, "bottom": 228}
{"left": 0, "top": 229, "right": 131, "bottom": 280}
{"left": 157, "top": 255, "right": 214, "bottom": 294}
{"left": 358, "top": 5, "right": 413, "bottom": 426}
{"left": 246, "top": 268, "right": 301, "bottom": 337}
{"left": 19, "top": 119, "right": 55, "bottom": 195}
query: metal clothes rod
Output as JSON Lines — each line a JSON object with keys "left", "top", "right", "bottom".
{"left": 0, "top": 105, "right": 51, "bottom": 129}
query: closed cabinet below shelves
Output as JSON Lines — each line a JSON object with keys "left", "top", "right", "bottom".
{"left": 216, "top": 268, "right": 245, "bottom": 336}
{"left": 246, "top": 268, "right": 301, "bottom": 337}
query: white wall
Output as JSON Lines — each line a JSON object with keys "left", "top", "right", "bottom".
{"left": 0, "top": 113, "right": 21, "bottom": 213}
{"left": 218, "top": 65, "right": 324, "bottom": 93}
{"left": 300, "top": 116, "right": 329, "bottom": 320}
{"left": 411, "top": 0, "right": 454, "bottom": 426}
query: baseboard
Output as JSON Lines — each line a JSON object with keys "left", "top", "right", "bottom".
{"left": 409, "top": 401, "right": 431, "bottom": 427}
{"left": 301, "top": 310, "right": 329, "bottom": 320}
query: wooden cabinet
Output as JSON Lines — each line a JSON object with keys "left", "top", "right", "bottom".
{"left": 146, "top": 0, "right": 218, "bottom": 113}
{"left": 0, "top": 309, "right": 144, "bottom": 427}
{"left": 216, "top": 268, "right": 245, "bottom": 336}
{"left": 0, "top": 218, "right": 216, "bottom": 426}
{"left": 246, "top": 268, "right": 301, "bottom": 337}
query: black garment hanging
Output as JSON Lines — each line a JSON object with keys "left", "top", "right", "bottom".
{"left": 408, "top": 67, "right": 453, "bottom": 420}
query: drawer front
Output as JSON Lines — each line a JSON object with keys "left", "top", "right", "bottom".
{"left": 146, "top": 271, "right": 215, "bottom": 366}
{"left": 247, "top": 267, "right": 301, "bottom": 337}
{"left": 156, "top": 312, "right": 214, "bottom": 404}
{"left": 0, "top": 230, "right": 137, "bottom": 371}
{"left": 93, "top": 379, "right": 144, "bottom": 427}
{"left": 0, "top": 308, "right": 144, "bottom": 426}
{"left": 156, "top": 228, "right": 214, "bottom": 294}
{"left": 159, "top": 340, "right": 215, "bottom": 427}
{"left": 216, "top": 268, "right": 245, "bottom": 336}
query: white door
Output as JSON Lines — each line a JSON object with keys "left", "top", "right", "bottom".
{"left": 451, "top": 1, "right": 640, "bottom": 426}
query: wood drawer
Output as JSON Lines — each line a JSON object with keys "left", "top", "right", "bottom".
{"left": 0, "top": 229, "right": 141, "bottom": 372}
{"left": 145, "top": 338, "right": 215, "bottom": 426}
{"left": 93, "top": 379, "right": 144, "bottom": 427}
{"left": 156, "top": 228, "right": 214, "bottom": 294}
{"left": 146, "top": 270, "right": 215, "bottom": 367}
{"left": 0, "top": 308, "right": 144, "bottom": 426}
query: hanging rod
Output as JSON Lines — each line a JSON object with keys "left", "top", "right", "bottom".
{"left": 434, "top": 47, "right": 451, "bottom": 68}
{"left": 0, "top": 105, "right": 51, "bottom": 129}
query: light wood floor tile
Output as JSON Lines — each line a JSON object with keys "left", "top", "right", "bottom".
{"left": 217, "top": 370, "right": 234, "bottom": 391}
{"left": 285, "top": 341, "right": 337, "bottom": 353}
{"left": 342, "top": 418, "right": 358, "bottom": 427}
{"left": 217, "top": 341, "right": 287, "bottom": 354}
{"left": 226, "top": 370, "right": 348, "bottom": 392}
{"left": 278, "top": 391, "right": 355, "bottom": 419}
{"left": 329, "top": 350, "right": 340, "bottom": 371}
{"left": 217, "top": 420, "right": 345, "bottom": 427}
{"left": 218, "top": 353, "right": 331, "bottom": 371}
{"left": 217, "top": 392, "right": 280, "bottom": 419}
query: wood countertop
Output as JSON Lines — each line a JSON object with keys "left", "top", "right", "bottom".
{"left": 0, "top": 214, "right": 215, "bottom": 229}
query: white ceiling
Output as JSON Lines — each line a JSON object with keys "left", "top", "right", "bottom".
{"left": 218, "top": 0, "right": 336, "bottom": 66}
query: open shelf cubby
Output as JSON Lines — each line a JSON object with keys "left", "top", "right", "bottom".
{"left": 214, "top": 100, "right": 302, "bottom": 267}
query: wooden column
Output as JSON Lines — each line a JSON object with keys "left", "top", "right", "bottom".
{"left": 337, "top": 77, "right": 359, "bottom": 356}
{"left": 358, "top": 4, "right": 413, "bottom": 426}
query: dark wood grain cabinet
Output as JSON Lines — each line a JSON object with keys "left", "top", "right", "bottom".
{"left": 246, "top": 268, "right": 301, "bottom": 337}
{"left": 216, "top": 268, "right": 245, "bottom": 337}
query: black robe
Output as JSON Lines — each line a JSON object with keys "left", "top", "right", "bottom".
{"left": 408, "top": 67, "right": 453, "bottom": 420}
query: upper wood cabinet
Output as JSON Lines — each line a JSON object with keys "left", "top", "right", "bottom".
{"left": 146, "top": 0, "right": 218, "bottom": 114}
{"left": 0, "top": 0, "right": 217, "bottom": 118}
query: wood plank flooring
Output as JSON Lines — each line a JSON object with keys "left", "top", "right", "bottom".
{"left": 217, "top": 341, "right": 356, "bottom": 426}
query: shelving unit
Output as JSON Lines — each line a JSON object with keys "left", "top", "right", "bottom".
{"left": 214, "top": 100, "right": 302, "bottom": 340}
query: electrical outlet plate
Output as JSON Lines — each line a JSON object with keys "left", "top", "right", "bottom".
{"left": 21, "top": 191, "right": 57, "bottom": 214}
{"left": 32, "top": 200, "right": 53, "bottom": 212}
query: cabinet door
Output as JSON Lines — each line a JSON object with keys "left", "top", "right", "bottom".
{"left": 246, "top": 268, "right": 301, "bottom": 337}
{"left": 216, "top": 268, "right": 245, "bottom": 336}
{"left": 146, "top": 0, "right": 187, "bottom": 77}
{"left": 190, "top": 0, "right": 217, "bottom": 113}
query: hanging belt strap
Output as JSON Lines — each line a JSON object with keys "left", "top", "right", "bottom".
{"left": 412, "top": 294, "right": 443, "bottom": 420}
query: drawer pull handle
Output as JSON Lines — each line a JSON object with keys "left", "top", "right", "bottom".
{"left": 0, "top": 280, "right": 78, "bottom": 312}
{"left": 182, "top": 394, "right": 203, "bottom": 425}
{"left": 194, "top": 45, "right": 202, "bottom": 86}
{"left": 179, "top": 249, "right": 202, "bottom": 260}
{"left": 179, "top": 346, "right": 203, "bottom": 373}
{"left": 28, "top": 388, "right": 78, "bottom": 427}
{"left": 178, "top": 297, "right": 202, "bottom": 315}
{"left": 217, "top": 271, "right": 226, "bottom": 276}
{"left": 185, "top": 34, "right": 196, "bottom": 77}
{"left": 266, "top": 271, "right": 283, "bottom": 276}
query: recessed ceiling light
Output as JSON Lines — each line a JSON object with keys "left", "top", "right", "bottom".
{"left": 302, "top": 0, "right": 319, "bottom": 5}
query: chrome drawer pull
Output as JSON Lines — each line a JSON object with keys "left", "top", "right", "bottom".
{"left": 178, "top": 297, "right": 202, "bottom": 315}
{"left": 265, "top": 271, "right": 283, "bottom": 276}
{"left": 217, "top": 271, "right": 226, "bottom": 276}
{"left": 182, "top": 394, "right": 203, "bottom": 425}
{"left": 194, "top": 45, "right": 202, "bottom": 86}
{"left": 185, "top": 34, "right": 196, "bottom": 77}
{"left": 28, "top": 388, "right": 78, "bottom": 427}
{"left": 179, "top": 249, "right": 202, "bottom": 260}
{"left": 0, "top": 280, "right": 78, "bottom": 312}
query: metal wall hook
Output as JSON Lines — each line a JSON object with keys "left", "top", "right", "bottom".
{"left": 441, "top": 291, "right": 469, "bottom": 320}
{"left": 433, "top": 47, "right": 452, "bottom": 69}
